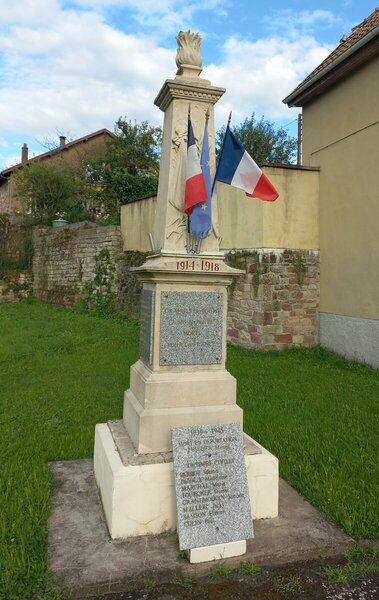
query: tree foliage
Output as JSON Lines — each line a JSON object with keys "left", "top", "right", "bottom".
{"left": 216, "top": 113, "right": 297, "bottom": 164}
{"left": 90, "top": 117, "right": 163, "bottom": 219}
{"left": 107, "top": 117, "right": 162, "bottom": 176}
{"left": 14, "top": 160, "right": 94, "bottom": 223}
{"left": 14, "top": 117, "right": 163, "bottom": 224}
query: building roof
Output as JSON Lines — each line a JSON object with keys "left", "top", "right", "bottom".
{"left": 1, "top": 128, "right": 114, "bottom": 176}
{"left": 284, "top": 8, "right": 379, "bottom": 107}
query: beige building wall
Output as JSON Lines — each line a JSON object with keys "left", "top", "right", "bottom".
{"left": 121, "top": 169, "right": 319, "bottom": 254}
{"left": 302, "top": 56, "right": 379, "bottom": 320}
{"left": 302, "top": 55, "right": 379, "bottom": 367}
{"left": 121, "top": 196, "right": 157, "bottom": 252}
{"left": 218, "top": 166, "right": 319, "bottom": 251}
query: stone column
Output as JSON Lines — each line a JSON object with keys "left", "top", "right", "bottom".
{"left": 153, "top": 30, "right": 225, "bottom": 253}
{"left": 122, "top": 32, "right": 244, "bottom": 454}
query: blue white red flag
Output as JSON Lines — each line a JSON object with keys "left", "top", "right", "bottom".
{"left": 214, "top": 127, "right": 279, "bottom": 201}
{"left": 184, "top": 119, "right": 207, "bottom": 216}
{"left": 189, "top": 121, "right": 212, "bottom": 239}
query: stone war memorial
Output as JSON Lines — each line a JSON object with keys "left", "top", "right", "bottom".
{"left": 94, "top": 30, "right": 279, "bottom": 563}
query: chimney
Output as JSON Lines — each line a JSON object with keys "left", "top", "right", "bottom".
{"left": 21, "top": 143, "right": 28, "bottom": 164}
{"left": 59, "top": 135, "right": 66, "bottom": 148}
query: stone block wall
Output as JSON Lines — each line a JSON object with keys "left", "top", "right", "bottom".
{"left": 33, "top": 222, "right": 148, "bottom": 311}
{"left": 0, "top": 272, "right": 33, "bottom": 304}
{"left": 30, "top": 225, "right": 321, "bottom": 352}
{"left": 33, "top": 222, "right": 120, "bottom": 308}
{"left": 0, "top": 216, "right": 34, "bottom": 302}
{"left": 226, "top": 249, "right": 319, "bottom": 350}
{"left": 0, "top": 216, "right": 34, "bottom": 264}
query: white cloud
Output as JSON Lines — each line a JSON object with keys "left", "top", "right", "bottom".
{"left": 263, "top": 8, "right": 343, "bottom": 39}
{"left": 0, "top": 1, "right": 334, "bottom": 168}
{"left": 70, "top": 0, "right": 228, "bottom": 35}
{"left": 1, "top": 1, "right": 61, "bottom": 26}
{"left": 204, "top": 34, "right": 332, "bottom": 127}
{"left": 0, "top": 6, "right": 173, "bottom": 141}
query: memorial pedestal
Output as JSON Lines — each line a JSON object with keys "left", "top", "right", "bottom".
{"left": 122, "top": 254, "right": 244, "bottom": 454}
{"left": 94, "top": 421, "right": 279, "bottom": 541}
{"left": 94, "top": 253, "right": 279, "bottom": 553}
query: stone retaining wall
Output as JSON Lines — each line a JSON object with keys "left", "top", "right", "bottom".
{"left": 0, "top": 272, "right": 33, "bottom": 304}
{"left": 33, "top": 222, "right": 147, "bottom": 311}
{"left": 32, "top": 225, "right": 319, "bottom": 350}
{"left": 0, "top": 216, "right": 34, "bottom": 302}
{"left": 226, "top": 249, "right": 319, "bottom": 350}
{"left": 0, "top": 216, "right": 34, "bottom": 265}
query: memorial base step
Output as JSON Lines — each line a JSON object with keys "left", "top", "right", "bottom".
{"left": 123, "top": 389, "right": 243, "bottom": 454}
{"left": 187, "top": 540, "right": 247, "bottom": 563}
{"left": 94, "top": 421, "right": 279, "bottom": 540}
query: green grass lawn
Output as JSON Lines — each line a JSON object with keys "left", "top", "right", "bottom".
{"left": 0, "top": 300, "right": 378, "bottom": 599}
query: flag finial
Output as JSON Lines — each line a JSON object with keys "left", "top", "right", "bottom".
{"left": 205, "top": 108, "right": 210, "bottom": 123}
{"left": 227, "top": 111, "right": 232, "bottom": 128}
{"left": 188, "top": 104, "right": 191, "bottom": 120}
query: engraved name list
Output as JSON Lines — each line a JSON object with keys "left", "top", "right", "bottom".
{"left": 160, "top": 291, "right": 223, "bottom": 365}
{"left": 172, "top": 423, "right": 254, "bottom": 550}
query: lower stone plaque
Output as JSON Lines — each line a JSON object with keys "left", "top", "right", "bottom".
{"left": 172, "top": 423, "right": 254, "bottom": 550}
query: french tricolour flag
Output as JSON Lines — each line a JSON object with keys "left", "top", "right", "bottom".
{"left": 214, "top": 127, "right": 279, "bottom": 201}
{"left": 184, "top": 119, "right": 208, "bottom": 215}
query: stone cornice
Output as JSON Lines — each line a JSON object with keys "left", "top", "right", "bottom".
{"left": 154, "top": 78, "right": 225, "bottom": 112}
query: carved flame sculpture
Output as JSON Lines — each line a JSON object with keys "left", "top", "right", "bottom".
{"left": 176, "top": 30, "right": 202, "bottom": 69}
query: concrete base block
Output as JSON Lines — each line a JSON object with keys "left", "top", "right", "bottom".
{"left": 245, "top": 439, "right": 279, "bottom": 520}
{"left": 94, "top": 423, "right": 176, "bottom": 539}
{"left": 187, "top": 540, "right": 246, "bottom": 563}
{"left": 94, "top": 421, "right": 279, "bottom": 540}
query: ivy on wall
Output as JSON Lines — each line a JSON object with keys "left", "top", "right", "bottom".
{"left": 81, "top": 248, "right": 116, "bottom": 315}
{"left": 225, "top": 250, "right": 268, "bottom": 297}
{"left": 292, "top": 254, "right": 307, "bottom": 286}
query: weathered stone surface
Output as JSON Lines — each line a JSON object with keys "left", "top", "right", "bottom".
{"left": 108, "top": 419, "right": 261, "bottom": 467}
{"left": 32, "top": 222, "right": 147, "bottom": 310}
{"left": 227, "top": 249, "right": 320, "bottom": 350}
{"left": 160, "top": 291, "right": 223, "bottom": 365}
{"left": 139, "top": 289, "right": 155, "bottom": 364}
{"left": 172, "top": 423, "right": 253, "bottom": 550}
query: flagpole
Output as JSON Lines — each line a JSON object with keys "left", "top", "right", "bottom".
{"left": 187, "top": 104, "right": 191, "bottom": 243}
{"left": 211, "top": 110, "right": 232, "bottom": 195}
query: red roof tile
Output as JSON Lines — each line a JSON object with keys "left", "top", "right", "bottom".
{"left": 1, "top": 128, "right": 114, "bottom": 176}
{"left": 284, "top": 8, "right": 379, "bottom": 104}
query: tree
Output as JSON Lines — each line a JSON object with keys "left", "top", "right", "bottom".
{"left": 90, "top": 117, "right": 163, "bottom": 219}
{"left": 14, "top": 160, "right": 93, "bottom": 223}
{"left": 216, "top": 113, "right": 297, "bottom": 165}
{"left": 35, "top": 129, "right": 73, "bottom": 151}
{"left": 107, "top": 117, "right": 162, "bottom": 176}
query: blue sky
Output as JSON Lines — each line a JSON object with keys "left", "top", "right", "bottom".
{"left": 0, "top": 0, "right": 376, "bottom": 169}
